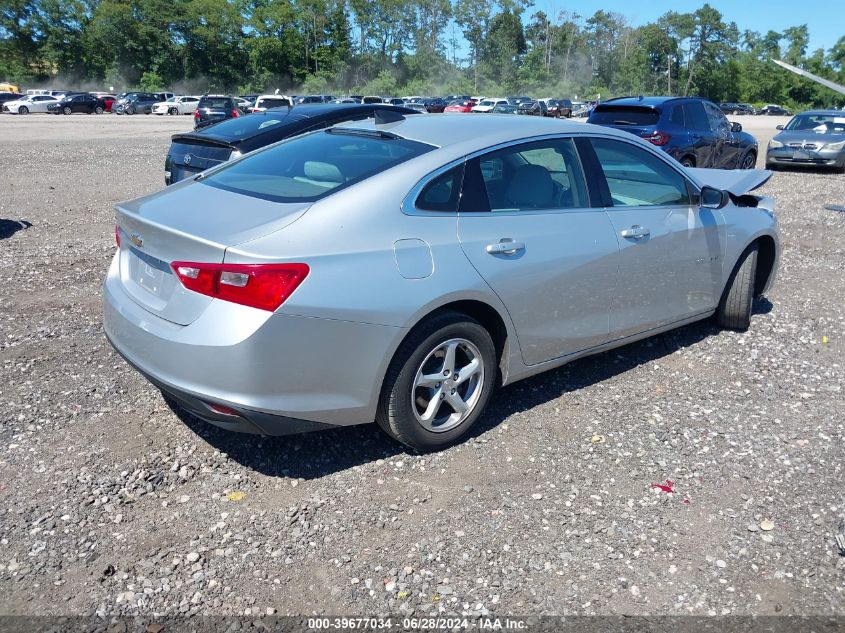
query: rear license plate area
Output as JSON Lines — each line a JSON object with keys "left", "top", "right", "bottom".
{"left": 128, "top": 247, "right": 171, "bottom": 297}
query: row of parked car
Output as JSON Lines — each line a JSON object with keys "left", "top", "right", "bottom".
{"left": 718, "top": 102, "right": 793, "bottom": 116}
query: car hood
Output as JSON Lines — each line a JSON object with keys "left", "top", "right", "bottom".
{"left": 774, "top": 130, "right": 845, "bottom": 144}
{"left": 685, "top": 168, "right": 772, "bottom": 195}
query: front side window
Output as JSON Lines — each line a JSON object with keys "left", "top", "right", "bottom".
{"left": 201, "top": 129, "right": 433, "bottom": 203}
{"left": 704, "top": 102, "right": 731, "bottom": 135}
{"left": 682, "top": 101, "right": 710, "bottom": 131}
{"left": 590, "top": 138, "right": 691, "bottom": 207}
{"left": 475, "top": 139, "right": 588, "bottom": 212}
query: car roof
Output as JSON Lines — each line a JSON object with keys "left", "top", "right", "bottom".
{"left": 797, "top": 109, "right": 843, "bottom": 115}
{"left": 334, "top": 113, "right": 629, "bottom": 149}
{"left": 600, "top": 96, "right": 688, "bottom": 107}
{"left": 184, "top": 103, "right": 419, "bottom": 143}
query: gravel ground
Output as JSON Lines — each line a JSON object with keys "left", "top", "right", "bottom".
{"left": 0, "top": 114, "right": 843, "bottom": 619}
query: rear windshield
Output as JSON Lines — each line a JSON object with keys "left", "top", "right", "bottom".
{"left": 258, "top": 98, "right": 291, "bottom": 108}
{"left": 199, "top": 111, "right": 298, "bottom": 140}
{"left": 200, "top": 97, "right": 232, "bottom": 109}
{"left": 589, "top": 105, "right": 660, "bottom": 126}
{"left": 201, "top": 130, "right": 434, "bottom": 203}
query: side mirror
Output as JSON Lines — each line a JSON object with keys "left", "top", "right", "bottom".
{"left": 776, "top": 124, "right": 784, "bottom": 130}
{"left": 700, "top": 185, "right": 729, "bottom": 210}
{"left": 731, "top": 122, "right": 742, "bottom": 132}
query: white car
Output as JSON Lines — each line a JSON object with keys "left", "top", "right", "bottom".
{"left": 250, "top": 94, "right": 292, "bottom": 112}
{"left": 2, "top": 94, "right": 59, "bottom": 114}
{"left": 471, "top": 98, "right": 508, "bottom": 113}
{"left": 152, "top": 96, "right": 200, "bottom": 115}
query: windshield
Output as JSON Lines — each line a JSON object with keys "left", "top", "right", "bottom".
{"left": 589, "top": 105, "right": 660, "bottom": 126}
{"left": 201, "top": 129, "right": 434, "bottom": 203}
{"left": 785, "top": 114, "right": 845, "bottom": 133}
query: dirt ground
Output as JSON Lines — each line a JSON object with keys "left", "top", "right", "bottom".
{"left": 0, "top": 112, "right": 843, "bottom": 620}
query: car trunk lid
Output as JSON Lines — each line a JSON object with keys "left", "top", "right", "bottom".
{"left": 167, "top": 136, "right": 235, "bottom": 183}
{"left": 115, "top": 183, "right": 311, "bottom": 325}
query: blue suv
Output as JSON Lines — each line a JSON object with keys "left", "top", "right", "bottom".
{"left": 588, "top": 96, "right": 759, "bottom": 170}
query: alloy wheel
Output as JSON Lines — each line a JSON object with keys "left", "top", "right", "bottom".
{"left": 411, "top": 338, "right": 484, "bottom": 433}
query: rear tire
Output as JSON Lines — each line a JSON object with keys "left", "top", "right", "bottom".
{"left": 717, "top": 244, "right": 758, "bottom": 330}
{"left": 376, "top": 312, "right": 497, "bottom": 451}
{"left": 680, "top": 156, "right": 696, "bottom": 168}
{"left": 94, "top": 106, "right": 103, "bottom": 114}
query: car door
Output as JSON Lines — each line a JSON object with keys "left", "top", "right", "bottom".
{"left": 580, "top": 136, "right": 724, "bottom": 338}
{"left": 704, "top": 101, "right": 741, "bottom": 168}
{"left": 682, "top": 100, "right": 717, "bottom": 167}
{"left": 456, "top": 137, "right": 620, "bottom": 366}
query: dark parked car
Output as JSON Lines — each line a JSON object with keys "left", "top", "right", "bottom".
{"left": 759, "top": 105, "right": 792, "bottom": 116}
{"left": 295, "top": 95, "right": 335, "bottom": 104}
{"left": 167, "top": 103, "right": 420, "bottom": 184}
{"left": 719, "top": 102, "right": 756, "bottom": 115}
{"left": 516, "top": 100, "right": 547, "bottom": 116}
{"left": 491, "top": 103, "right": 518, "bottom": 114}
{"left": 421, "top": 97, "right": 447, "bottom": 113}
{"left": 48, "top": 93, "right": 106, "bottom": 115}
{"left": 544, "top": 99, "right": 573, "bottom": 118}
{"left": 0, "top": 92, "right": 24, "bottom": 106}
{"left": 194, "top": 95, "right": 240, "bottom": 129}
{"left": 588, "top": 96, "right": 759, "bottom": 169}
{"left": 113, "top": 93, "right": 159, "bottom": 115}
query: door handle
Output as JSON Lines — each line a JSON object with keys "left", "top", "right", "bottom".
{"left": 486, "top": 239, "right": 525, "bottom": 255}
{"left": 620, "top": 225, "right": 650, "bottom": 240}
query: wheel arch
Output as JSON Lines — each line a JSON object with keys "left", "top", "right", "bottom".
{"left": 753, "top": 234, "right": 777, "bottom": 296}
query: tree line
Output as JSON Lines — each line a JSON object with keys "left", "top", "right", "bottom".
{"left": 1, "top": 0, "right": 843, "bottom": 108}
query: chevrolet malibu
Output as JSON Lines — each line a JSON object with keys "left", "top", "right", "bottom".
{"left": 104, "top": 115, "right": 780, "bottom": 451}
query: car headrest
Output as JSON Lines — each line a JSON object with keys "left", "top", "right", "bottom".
{"left": 506, "top": 164, "right": 555, "bottom": 208}
{"left": 303, "top": 161, "right": 343, "bottom": 183}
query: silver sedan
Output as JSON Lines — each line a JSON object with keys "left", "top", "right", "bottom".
{"left": 104, "top": 115, "right": 780, "bottom": 450}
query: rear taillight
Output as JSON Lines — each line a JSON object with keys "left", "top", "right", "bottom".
{"left": 115, "top": 224, "right": 121, "bottom": 248}
{"left": 644, "top": 131, "right": 671, "bottom": 146}
{"left": 194, "top": 109, "right": 200, "bottom": 119}
{"left": 170, "top": 262, "right": 309, "bottom": 312}
{"left": 231, "top": 108, "right": 239, "bottom": 118}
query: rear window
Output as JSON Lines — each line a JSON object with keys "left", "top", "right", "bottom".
{"left": 201, "top": 130, "right": 434, "bottom": 203}
{"left": 258, "top": 97, "right": 291, "bottom": 109}
{"left": 200, "top": 97, "right": 233, "bottom": 109}
{"left": 589, "top": 105, "right": 660, "bottom": 126}
{"left": 198, "top": 111, "right": 299, "bottom": 140}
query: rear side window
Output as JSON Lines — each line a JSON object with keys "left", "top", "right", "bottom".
{"left": 590, "top": 138, "right": 691, "bottom": 207}
{"left": 683, "top": 101, "right": 710, "bottom": 131}
{"left": 669, "top": 105, "right": 685, "bottom": 126}
{"left": 201, "top": 130, "right": 434, "bottom": 203}
{"left": 589, "top": 105, "right": 660, "bottom": 126}
{"left": 475, "top": 138, "right": 588, "bottom": 212}
{"left": 415, "top": 165, "right": 464, "bottom": 212}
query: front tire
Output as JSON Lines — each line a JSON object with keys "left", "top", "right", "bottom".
{"left": 717, "top": 244, "right": 758, "bottom": 330}
{"left": 376, "top": 312, "right": 497, "bottom": 451}
{"left": 126, "top": 106, "right": 135, "bottom": 115}
{"left": 740, "top": 151, "right": 756, "bottom": 169}
{"left": 169, "top": 107, "right": 178, "bottom": 115}
{"left": 18, "top": 106, "right": 28, "bottom": 114}
{"left": 63, "top": 106, "right": 72, "bottom": 115}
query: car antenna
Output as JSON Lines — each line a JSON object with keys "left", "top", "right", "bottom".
{"left": 374, "top": 109, "right": 405, "bottom": 125}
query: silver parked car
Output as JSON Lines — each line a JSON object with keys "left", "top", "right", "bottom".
{"left": 766, "top": 110, "right": 845, "bottom": 172}
{"left": 104, "top": 115, "right": 780, "bottom": 450}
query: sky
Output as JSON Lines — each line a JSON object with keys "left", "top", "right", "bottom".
{"left": 532, "top": 0, "right": 842, "bottom": 53}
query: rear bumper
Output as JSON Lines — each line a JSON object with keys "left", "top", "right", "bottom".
{"left": 103, "top": 254, "right": 404, "bottom": 433}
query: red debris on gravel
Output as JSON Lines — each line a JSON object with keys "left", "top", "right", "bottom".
{"left": 650, "top": 479, "right": 675, "bottom": 493}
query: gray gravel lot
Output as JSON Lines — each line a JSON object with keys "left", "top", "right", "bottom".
{"left": 0, "top": 114, "right": 843, "bottom": 618}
